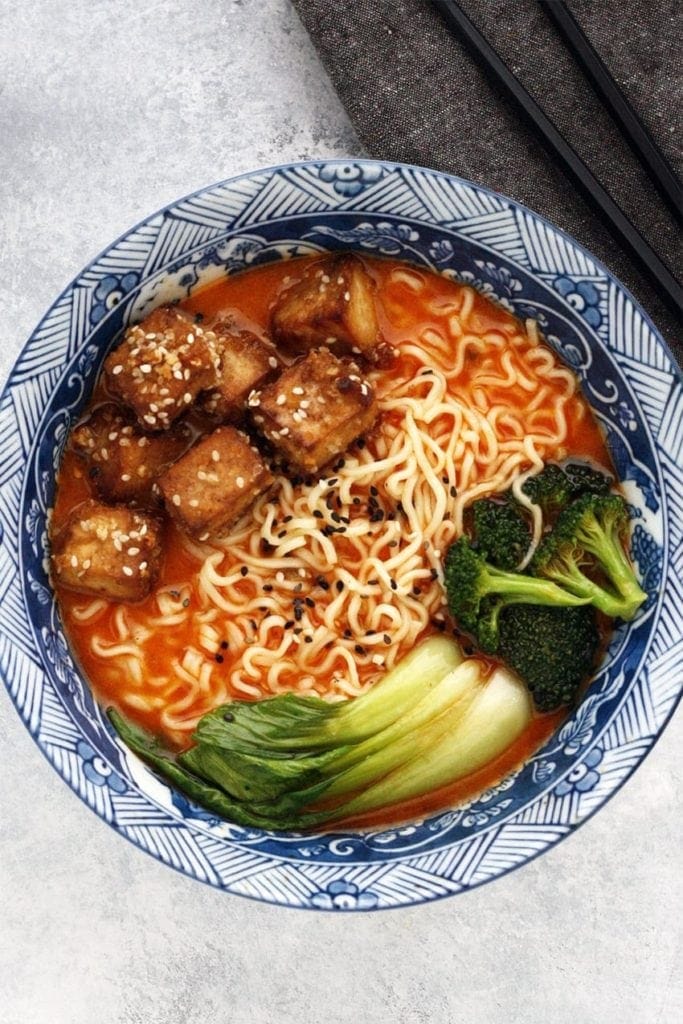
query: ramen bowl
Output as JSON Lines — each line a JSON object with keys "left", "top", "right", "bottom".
{"left": 2, "top": 161, "right": 681, "bottom": 911}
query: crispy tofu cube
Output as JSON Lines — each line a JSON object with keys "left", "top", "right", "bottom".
{"left": 200, "top": 322, "right": 281, "bottom": 421}
{"left": 51, "top": 500, "right": 163, "bottom": 602}
{"left": 255, "top": 348, "right": 378, "bottom": 473}
{"left": 158, "top": 426, "right": 273, "bottom": 539}
{"left": 271, "top": 254, "right": 392, "bottom": 365}
{"left": 104, "top": 305, "right": 219, "bottom": 430}
{"left": 71, "top": 403, "right": 191, "bottom": 505}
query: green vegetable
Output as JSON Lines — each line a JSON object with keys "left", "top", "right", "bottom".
{"left": 193, "top": 634, "right": 463, "bottom": 754}
{"left": 471, "top": 497, "right": 531, "bottom": 569}
{"left": 313, "top": 665, "right": 531, "bottom": 821}
{"left": 532, "top": 492, "right": 646, "bottom": 620}
{"left": 444, "top": 535, "right": 589, "bottom": 653}
{"left": 521, "top": 463, "right": 574, "bottom": 518}
{"left": 108, "top": 637, "right": 531, "bottom": 830}
{"left": 522, "top": 461, "right": 612, "bottom": 520}
{"left": 497, "top": 604, "right": 600, "bottom": 711}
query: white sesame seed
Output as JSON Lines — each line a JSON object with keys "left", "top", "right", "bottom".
{"left": 82, "top": 559, "right": 91, "bottom": 569}
{"left": 139, "top": 561, "right": 148, "bottom": 571}
{"left": 172, "top": 494, "right": 181, "bottom": 506}
{"left": 121, "top": 473, "right": 131, "bottom": 482}
{"left": 343, "top": 291, "right": 351, "bottom": 301}
{"left": 299, "top": 400, "right": 310, "bottom": 409}
{"left": 184, "top": 392, "right": 192, "bottom": 403}
{"left": 122, "top": 566, "right": 134, "bottom": 576}
{"left": 189, "top": 499, "right": 199, "bottom": 507}
{"left": 268, "top": 356, "right": 278, "bottom": 369}
{"left": 128, "top": 547, "right": 140, "bottom": 556}
{"left": 292, "top": 386, "right": 304, "bottom": 395}
{"left": 211, "top": 449, "right": 220, "bottom": 462}
{"left": 70, "top": 554, "right": 78, "bottom": 568}
{"left": 187, "top": 332, "right": 194, "bottom": 343}
{"left": 140, "top": 364, "right": 152, "bottom": 373}
{"left": 279, "top": 427, "right": 290, "bottom": 436}
{"left": 276, "top": 394, "right": 286, "bottom": 406}
{"left": 112, "top": 364, "right": 123, "bottom": 375}
{"left": 236, "top": 476, "right": 245, "bottom": 488}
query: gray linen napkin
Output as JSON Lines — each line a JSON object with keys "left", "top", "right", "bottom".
{"left": 291, "top": 0, "right": 681, "bottom": 364}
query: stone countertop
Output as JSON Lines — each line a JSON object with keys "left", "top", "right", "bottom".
{"left": 0, "top": 3, "right": 680, "bottom": 1022}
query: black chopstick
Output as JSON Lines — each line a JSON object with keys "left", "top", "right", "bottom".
{"left": 541, "top": 0, "right": 682, "bottom": 223}
{"left": 431, "top": 0, "right": 683, "bottom": 320}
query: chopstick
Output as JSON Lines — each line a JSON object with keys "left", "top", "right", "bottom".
{"left": 540, "top": 0, "right": 682, "bottom": 223}
{"left": 431, "top": 0, "right": 683, "bottom": 319}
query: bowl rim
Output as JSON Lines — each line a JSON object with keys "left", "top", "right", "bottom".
{"left": 1, "top": 158, "right": 681, "bottom": 911}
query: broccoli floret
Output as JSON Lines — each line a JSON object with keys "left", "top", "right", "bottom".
{"left": 564, "top": 461, "right": 612, "bottom": 496}
{"left": 471, "top": 498, "right": 531, "bottom": 569}
{"left": 522, "top": 461, "right": 612, "bottom": 520}
{"left": 522, "top": 464, "right": 573, "bottom": 517}
{"left": 498, "top": 604, "right": 600, "bottom": 711}
{"left": 532, "top": 492, "right": 646, "bottom": 620}
{"left": 444, "top": 536, "right": 590, "bottom": 654}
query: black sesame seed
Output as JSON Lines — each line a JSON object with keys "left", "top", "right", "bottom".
{"left": 370, "top": 485, "right": 379, "bottom": 497}
{"left": 194, "top": 312, "right": 205, "bottom": 324}
{"left": 343, "top": 628, "right": 352, "bottom": 638}
{"left": 430, "top": 568, "right": 439, "bottom": 580}
{"left": 240, "top": 566, "right": 248, "bottom": 576}
{"left": 356, "top": 438, "right": 366, "bottom": 449}
{"left": 304, "top": 635, "right": 313, "bottom": 643}
{"left": 390, "top": 579, "right": 397, "bottom": 591}
{"left": 352, "top": 496, "right": 361, "bottom": 505}
{"left": 223, "top": 712, "right": 234, "bottom": 722}
{"left": 327, "top": 477, "right": 338, "bottom": 486}
{"left": 284, "top": 619, "right": 295, "bottom": 629}
{"left": 263, "top": 584, "right": 273, "bottom": 592}
{"left": 450, "top": 485, "right": 457, "bottom": 498}
{"left": 283, "top": 515, "right": 293, "bottom": 523}
{"left": 315, "top": 575, "right": 330, "bottom": 591}
{"left": 383, "top": 634, "right": 391, "bottom": 645}
{"left": 215, "top": 653, "right": 224, "bottom": 664}
{"left": 220, "top": 640, "right": 229, "bottom": 649}
{"left": 354, "top": 644, "right": 366, "bottom": 655}
{"left": 336, "top": 580, "right": 344, "bottom": 592}
{"left": 293, "top": 582, "right": 303, "bottom": 593}
{"left": 305, "top": 597, "right": 315, "bottom": 608}
{"left": 313, "top": 509, "right": 324, "bottom": 518}
{"left": 412, "top": 586, "right": 421, "bottom": 596}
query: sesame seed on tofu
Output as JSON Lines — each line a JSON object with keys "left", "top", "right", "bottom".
{"left": 198, "top": 321, "right": 281, "bottom": 422}
{"left": 157, "top": 426, "right": 273, "bottom": 539}
{"left": 257, "top": 348, "right": 378, "bottom": 473}
{"left": 70, "top": 403, "right": 191, "bottom": 506}
{"left": 270, "top": 253, "right": 394, "bottom": 366}
{"left": 51, "top": 500, "right": 162, "bottom": 602}
{"left": 103, "top": 305, "right": 220, "bottom": 430}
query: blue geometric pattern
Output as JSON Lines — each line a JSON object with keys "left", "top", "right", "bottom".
{"left": 1, "top": 161, "right": 681, "bottom": 911}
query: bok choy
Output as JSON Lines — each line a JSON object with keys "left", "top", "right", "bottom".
{"left": 109, "top": 636, "right": 532, "bottom": 830}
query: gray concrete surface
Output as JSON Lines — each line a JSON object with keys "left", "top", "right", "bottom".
{"left": 0, "top": 3, "right": 680, "bottom": 1023}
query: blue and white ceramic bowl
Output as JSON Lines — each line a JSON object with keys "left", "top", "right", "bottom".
{"left": 1, "top": 161, "right": 681, "bottom": 911}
